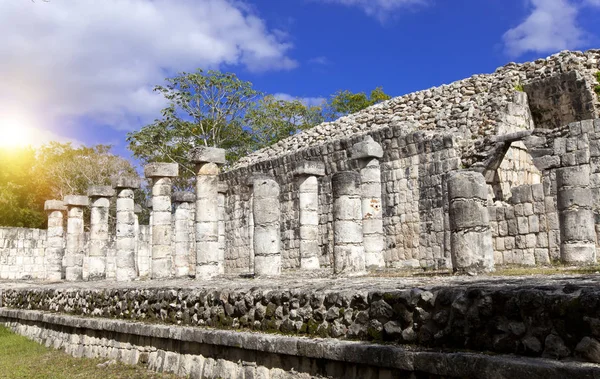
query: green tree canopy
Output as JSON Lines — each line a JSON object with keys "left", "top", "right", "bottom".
{"left": 327, "top": 86, "right": 391, "bottom": 119}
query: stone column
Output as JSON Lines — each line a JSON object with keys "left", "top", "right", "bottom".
{"left": 44, "top": 200, "right": 66, "bottom": 281}
{"left": 173, "top": 191, "right": 195, "bottom": 278}
{"left": 87, "top": 186, "right": 115, "bottom": 280}
{"left": 557, "top": 165, "right": 597, "bottom": 264}
{"left": 332, "top": 171, "right": 366, "bottom": 275}
{"left": 217, "top": 182, "right": 228, "bottom": 275}
{"left": 113, "top": 177, "right": 141, "bottom": 281}
{"left": 447, "top": 171, "right": 494, "bottom": 274}
{"left": 63, "top": 195, "right": 89, "bottom": 281}
{"left": 144, "top": 163, "right": 179, "bottom": 279}
{"left": 134, "top": 203, "right": 142, "bottom": 275}
{"left": 253, "top": 177, "right": 281, "bottom": 276}
{"left": 351, "top": 136, "right": 385, "bottom": 269}
{"left": 189, "top": 146, "right": 227, "bottom": 279}
{"left": 293, "top": 160, "right": 325, "bottom": 270}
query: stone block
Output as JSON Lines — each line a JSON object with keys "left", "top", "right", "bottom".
{"left": 293, "top": 160, "right": 326, "bottom": 177}
{"left": 112, "top": 176, "right": 141, "bottom": 189}
{"left": 188, "top": 146, "right": 227, "bottom": 165}
{"left": 556, "top": 165, "right": 590, "bottom": 188}
{"left": 561, "top": 243, "right": 597, "bottom": 264}
{"left": 351, "top": 136, "right": 384, "bottom": 159}
{"left": 560, "top": 209, "right": 596, "bottom": 241}
{"left": 217, "top": 182, "right": 228, "bottom": 193}
{"left": 449, "top": 200, "right": 489, "bottom": 230}
{"left": 144, "top": 162, "right": 179, "bottom": 178}
{"left": 173, "top": 191, "right": 195, "bottom": 203}
{"left": 63, "top": 195, "right": 89, "bottom": 207}
{"left": 87, "top": 186, "right": 116, "bottom": 198}
{"left": 332, "top": 171, "right": 361, "bottom": 196}
{"left": 557, "top": 188, "right": 593, "bottom": 210}
{"left": 44, "top": 200, "right": 66, "bottom": 212}
{"left": 447, "top": 170, "right": 487, "bottom": 201}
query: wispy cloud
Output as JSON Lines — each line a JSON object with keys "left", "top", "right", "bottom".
{"left": 274, "top": 93, "right": 327, "bottom": 107}
{"left": 502, "top": 0, "right": 598, "bottom": 57}
{"left": 316, "top": 0, "right": 427, "bottom": 22}
{"left": 308, "top": 56, "right": 331, "bottom": 65}
{"left": 0, "top": 0, "right": 297, "bottom": 143}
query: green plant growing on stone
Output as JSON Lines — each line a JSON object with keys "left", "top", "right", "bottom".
{"left": 514, "top": 83, "right": 524, "bottom": 92}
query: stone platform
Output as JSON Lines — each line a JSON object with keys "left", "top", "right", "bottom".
{"left": 3, "top": 273, "right": 600, "bottom": 366}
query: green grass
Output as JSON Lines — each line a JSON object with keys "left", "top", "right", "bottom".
{"left": 0, "top": 326, "right": 177, "bottom": 379}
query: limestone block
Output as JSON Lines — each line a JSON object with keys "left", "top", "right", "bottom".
{"left": 562, "top": 243, "right": 597, "bottom": 264}
{"left": 63, "top": 195, "right": 89, "bottom": 207}
{"left": 173, "top": 191, "right": 195, "bottom": 203}
{"left": 44, "top": 200, "right": 66, "bottom": 212}
{"left": 188, "top": 146, "right": 227, "bottom": 165}
{"left": 87, "top": 186, "right": 115, "bottom": 198}
{"left": 112, "top": 177, "right": 141, "bottom": 190}
{"left": 351, "top": 136, "right": 384, "bottom": 159}
{"left": 557, "top": 188, "right": 593, "bottom": 210}
{"left": 144, "top": 162, "right": 179, "bottom": 178}
{"left": 293, "top": 160, "right": 326, "bottom": 177}
{"left": 333, "top": 245, "right": 366, "bottom": 274}
{"left": 448, "top": 200, "right": 490, "bottom": 230}
{"left": 560, "top": 210, "right": 597, "bottom": 242}
{"left": 447, "top": 171, "right": 488, "bottom": 201}
{"left": 556, "top": 165, "right": 591, "bottom": 188}
{"left": 217, "top": 182, "right": 228, "bottom": 193}
{"left": 450, "top": 230, "right": 494, "bottom": 273}
{"left": 332, "top": 172, "right": 361, "bottom": 196}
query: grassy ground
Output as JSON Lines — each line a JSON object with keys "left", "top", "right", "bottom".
{"left": 0, "top": 326, "right": 177, "bottom": 379}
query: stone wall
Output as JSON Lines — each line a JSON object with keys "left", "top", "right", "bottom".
{"left": 4, "top": 276, "right": 600, "bottom": 365}
{"left": 0, "top": 228, "right": 47, "bottom": 280}
{"left": 221, "top": 128, "right": 461, "bottom": 272}
{"left": 3, "top": 308, "right": 596, "bottom": 379}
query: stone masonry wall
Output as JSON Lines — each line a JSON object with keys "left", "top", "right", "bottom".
{"left": 221, "top": 128, "right": 461, "bottom": 272}
{"left": 0, "top": 228, "right": 47, "bottom": 280}
{"left": 4, "top": 308, "right": 595, "bottom": 379}
{"left": 5, "top": 276, "right": 600, "bottom": 365}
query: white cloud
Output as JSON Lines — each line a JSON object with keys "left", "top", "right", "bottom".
{"left": 274, "top": 93, "right": 327, "bottom": 107}
{"left": 318, "top": 0, "right": 427, "bottom": 22}
{"left": 308, "top": 56, "right": 331, "bottom": 65}
{"left": 503, "top": 0, "right": 588, "bottom": 57}
{"left": 0, "top": 0, "right": 297, "bottom": 140}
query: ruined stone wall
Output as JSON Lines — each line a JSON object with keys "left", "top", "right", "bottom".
{"left": 0, "top": 228, "right": 47, "bottom": 280}
{"left": 221, "top": 126, "right": 461, "bottom": 272}
{"left": 234, "top": 50, "right": 600, "bottom": 171}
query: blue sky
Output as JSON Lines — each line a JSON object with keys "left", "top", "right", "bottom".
{"left": 0, "top": 0, "right": 599, "bottom": 162}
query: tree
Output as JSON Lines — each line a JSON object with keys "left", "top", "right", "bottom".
{"left": 0, "top": 143, "right": 140, "bottom": 229}
{"left": 36, "top": 143, "right": 138, "bottom": 199}
{"left": 245, "top": 95, "right": 324, "bottom": 151}
{"left": 326, "top": 86, "right": 391, "bottom": 119}
{"left": 128, "top": 70, "right": 259, "bottom": 187}
{"left": 0, "top": 147, "right": 51, "bottom": 228}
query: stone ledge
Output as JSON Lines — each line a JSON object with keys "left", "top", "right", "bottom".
{"left": 63, "top": 195, "right": 89, "bottom": 207}
{"left": 1, "top": 308, "right": 599, "bottom": 379}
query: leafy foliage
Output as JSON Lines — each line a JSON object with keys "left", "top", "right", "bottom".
{"left": 326, "top": 86, "right": 391, "bottom": 119}
{"left": 0, "top": 143, "right": 140, "bottom": 228}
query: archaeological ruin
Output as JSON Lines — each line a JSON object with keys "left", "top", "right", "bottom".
{"left": 2, "top": 49, "right": 600, "bottom": 378}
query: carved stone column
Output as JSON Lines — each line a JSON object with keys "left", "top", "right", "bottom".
{"left": 351, "top": 136, "right": 385, "bottom": 269}
{"left": 293, "top": 160, "right": 325, "bottom": 270}
{"left": 44, "top": 200, "right": 66, "bottom": 281}
{"left": 253, "top": 177, "right": 281, "bottom": 276}
{"left": 173, "top": 191, "right": 195, "bottom": 278}
{"left": 87, "top": 186, "right": 115, "bottom": 280}
{"left": 189, "top": 146, "right": 226, "bottom": 279}
{"left": 63, "top": 195, "right": 89, "bottom": 281}
{"left": 144, "top": 162, "right": 179, "bottom": 279}
{"left": 113, "top": 177, "right": 140, "bottom": 281}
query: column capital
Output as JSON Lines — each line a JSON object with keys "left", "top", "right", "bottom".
{"left": 112, "top": 176, "right": 141, "bottom": 190}
{"left": 44, "top": 200, "right": 66, "bottom": 212}
{"left": 144, "top": 162, "right": 179, "bottom": 178}
{"left": 173, "top": 191, "right": 195, "bottom": 204}
{"left": 87, "top": 185, "right": 116, "bottom": 198}
{"left": 189, "top": 146, "right": 227, "bottom": 165}
{"left": 217, "top": 182, "right": 228, "bottom": 194}
{"left": 351, "top": 136, "right": 383, "bottom": 159}
{"left": 246, "top": 173, "right": 272, "bottom": 187}
{"left": 63, "top": 195, "right": 89, "bottom": 207}
{"left": 293, "top": 160, "right": 326, "bottom": 177}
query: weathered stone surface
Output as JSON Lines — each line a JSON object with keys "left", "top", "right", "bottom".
{"left": 351, "top": 136, "right": 384, "bottom": 159}
{"left": 44, "top": 200, "right": 66, "bottom": 212}
{"left": 87, "top": 186, "right": 115, "bottom": 198}
{"left": 63, "top": 195, "right": 89, "bottom": 207}
{"left": 144, "top": 162, "right": 179, "bottom": 178}
{"left": 112, "top": 176, "right": 141, "bottom": 189}
{"left": 253, "top": 179, "right": 281, "bottom": 276}
{"left": 293, "top": 160, "right": 326, "bottom": 177}
{"left": 188, "top": 146, "right": 227, "bottom": 165}
{"left": 173, "top": 191, "right": 195, "bottom": 203}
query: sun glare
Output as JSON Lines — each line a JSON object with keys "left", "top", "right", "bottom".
{"left": 0, "top": 115, "right": 34, "bottom": 148}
